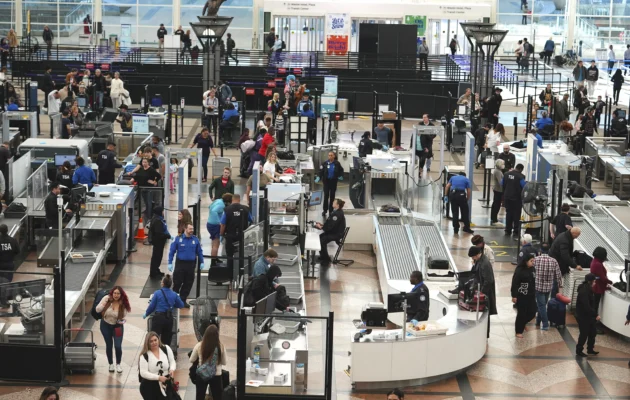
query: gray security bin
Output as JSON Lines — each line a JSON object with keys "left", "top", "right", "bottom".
{"left": 337, "top": 98, "right": 349, "bottom": 115}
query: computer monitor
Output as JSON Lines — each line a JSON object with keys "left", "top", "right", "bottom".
{"left": 77, "top": 97, "right": 87, "bottom": 108}
{"left": 616, "top": 109, "right": 626, "bottom": 119}
{"left": 254, "top": 291, "right": 277, "bottom": 315}
{"left": 457, "top": 105, "right": 467, "bottom": 116}
{"left": 55, "top": 154, "right": 76, "bottom": 167}
{"left": 309, "top": 190, "right": 323, "bottom": 207}
{"left": 231, "top": 101, "right": 239, "bottom": 112}
{"left": 151, "top": 95, "right": 162, "bottom": 107}
{"left": 387, "top": 292, "right": 419, "bottom": 313}
{"left": 298, "top": 101, "right": 307, "bottom": 113}
{"left": 101, "top": 108, "right": 119, "bottom": 122}
{"left": 0, "top": 279, "right": 47, "bottom": 307}
{"left": 536, "top": 109, "right": 545, "bottom": 119}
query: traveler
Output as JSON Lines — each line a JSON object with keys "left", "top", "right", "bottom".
{"left": 244, "top": 164, "right": 271, "bottom": 206}
{"left": 611, "top": 69, "right": 624, "bottom": 106}
{"left": 7, "top": 29, "right": 16, "bottom": 60}
{"left": 467, "top": 246, "right": 497, "bottom": 337}
{"left": 266, "top": 27, "right": 276, "bottom": 52}
{"left": 498, "top": 143, "right": 515, "bottom": 173}
{"left": 44, "top": 183, "right": 73, "bottom": 228}
{"left": 539, "top": 83, "right": 553, "bottom": 107}
{"left": 143, "top": 275, "right": 185, "bottom": 344}
{"left": 417, "top": 114, "right": 435, "bottom": 171}
{"left": 131, "top": 158, "right": 161, "bottom": 222}
{"left": 490, "top": 159, "right": 505, "bottom": 225}
{"left": 418, "top": 39, "right": 429, "bottom": 70}
{"left": 272, "top": 35, "right": 283, "bottom": 61}
{"left": 189, "top": 127, "right": 217, "bottom": 182}
{"left": 512, "top": 253, "right": 536, "bottom": 338}
{"left": 151, "top": 136, "right": 165, "bottom": 155}
{"left": 575, "top": 273, "right": 600, "bottom": 357}
{"left": 607, "top": 45, "right": 616, "bottom": 74}
{"left": 574, "top": 85, "right": 589, "bottom": 122}
{"left": 594, "top": 96, "right": 606, "bottom": 128}
{"left": 177, "top": 209, "right": 193, "bottom": 236}
{"left": 358, "top": 131, "right": 373, "bottom": 158}
{"left": 92, "top": 69, "right": 105, "bottom": 110}
{"left": 502, "top": 163, "right": 526, "bottom": 237}
{"left": 95, "top": 286, "right": 131, "bottom": 373}
{"left": 387, "top": 389, "right": 405, "bottom": 400}
{"left": 208, "top": 167, "right": 234, "bottom": 200}
{"left": 313, "top": 198, "right": 347, "bottom": 266}
{"left": 168, "top": 223, "right": 204, "bottom": 306}
{"left": 43, "top": 66, "right": 55, "bottom": 109}
{"left": 83, "top": 15, "right": 92, "bottom": 34}
{"left": 72, "top": 156, "right": 96, "bottom": 188}
{"left": 225, "top": 32, "right": 237, "bottom": 65}
{"left": 625, "top": 44, "right": 630, "bottom": 75}
{"left": 373, "top": 122, "right": 392, "bottom": 147}
{"left": 244, "top": 264, "right": 283, "bottom": 306}
{"left": 208, "top": 193, "right": 232, "bottom": 265}
{"left": 190, "top": 325, "right": 226, "bottom": 400}
{"left": 217, "top": 80, "right": 232, "bottom": 105}
{"left": 110, "top": 72, "right": 124, "bottom": 110}
{"left": 157, "top": 23, "right": 167, "bottom": 57}
{"left": 521, "top": 1, "right": 530, "bottom": 24}
{"left": 43, "top": 26, "right": 54, "bottom": 58}
{"left": 181, "top": 30, "right": 192, "bottom": 59}
{"left": 457, "top": 88, "right": 472, "bottom": 105}
{"left": 253, "top": 248, "right": 278, "bottom": 277}
{"left": 590, "top": 247, "right": 612, "bottom": 315}
{"left": 96, "top": 142, "right": 122, "bottom": 185}
{"left": 407, "top": 270, "right": 429, "bottom": 323}
{"left": 471, "top": 234, "right": 495, "bottom": 266}
{"left": 220, "top": 194, "right": 253, "bottom": 272}
{"left": 549, "top": 227, "right": 583, "bottom": 276}
{"left": 444, "top": 172, "right": 474, "bottom": 235}
{"left": 149, "top": 206, "right": 172, "bottom": 277}
{"left": 474, "top": 123, "right": 490, "bottom": 168}
{"left": 572, "top": 60, "right": 588, "bottom": 88}
{"left": 554, "top": 94, "right": 570, "bottom": 131}
{"left": 485, "top": 121, "right": 503, "bottom": 154}
{"left": 138, "top": 332, "right": 176, "bottom": 399}
{"left": 517, "top": 234, "right": 539, "bottom": 264}
{"left": 534, "top": 245, "right": 563, "bottom": 330}
{"left": 543, "top": 37, "right": 554, "bottom": 65}
{"left": 263, "top": 151, "right": 281, "bottom": 181}
{"left": 315, "top": 151, "right": 344, "bottom": 217}
{"left": 515, "top": 40, "right": 524, "bottom": 71}
{"left": 203, "top": 89, "right": 219, "bottom": 133}
{"left": 174, "top": 26, "right": 184, "bottom": 48}
{"left": 0, "top": 224, "right": 20, "bottom": 282}
{"left": 449, "top": 35, "right": 459, "bottom": 55}
{"left": 39, "top": 387, "right": 59, "bottom": 400}
{"left": 586, "top": 61, "right": 599, "bottom": 96}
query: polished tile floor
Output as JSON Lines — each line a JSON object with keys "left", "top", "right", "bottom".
{"left": 3, "top": 116, "right": 630, "bottom": 400}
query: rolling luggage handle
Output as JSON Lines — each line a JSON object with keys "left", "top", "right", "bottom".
{"left": 63, "top": 328, "right": 97, "bottom": 374}
{"left": 63, "top": 328, "right": 96, "bottom": 349}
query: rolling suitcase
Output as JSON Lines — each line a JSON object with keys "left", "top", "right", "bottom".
{"left": 64, "top": 329, "right": 96, "bottom": 374}
{"left": 547, "top": 297, "right": 566, "bottom": 327}
{"left": 147, "top": 308, "right": 180, "bottom": 357}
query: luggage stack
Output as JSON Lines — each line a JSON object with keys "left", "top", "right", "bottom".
{"left": 561, "top": 268, "right": 590, "bottom": 311}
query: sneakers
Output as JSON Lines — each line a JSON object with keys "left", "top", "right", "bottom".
{"left": 576, "top": 351, "right": 587, "bottom": 357}
{"left": 109, "top": 364, "right": 115, "bottom": 372}
{"left": 116, "top": 364, "right": 123, "bottom": 373}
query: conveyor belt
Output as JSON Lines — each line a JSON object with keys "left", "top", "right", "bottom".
{"left": 65, "top": 263, "right": 93, "bottom": 291}
{"left": 378, "top": 224, "right": 418, "bottom": 280}
{"left": 411, "top": 223, "right": 450, "bottom": 261}
{"left": 573, "top": 219, "right": 624, "bottom": 263}
{"left": 378, "top": 217, "right": 401, "bottom": 225}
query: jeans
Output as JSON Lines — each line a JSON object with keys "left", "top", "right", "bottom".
{"left": 201, "top": 153, "right": 209, "bottom": 180}
{"left": 100, "top": 320, "right": 123, "bottom": 365}
{"left": 141, "top": 189, "right": 154, "bottom": 222}
{"left": 536, "top": 291, "right": 551, "bottom": 328}
{"left": 613, "top": 88, "right": 621, "bottom": 105}
{"left": 608, "top": 60, "right": 615, "bottom": 74}
{"left": 95, "top": 91, "right": 104, "bottom": 109}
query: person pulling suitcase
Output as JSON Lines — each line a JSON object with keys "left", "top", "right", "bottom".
{"left": 143, "top": 274, "right": 185, "bottom": 347}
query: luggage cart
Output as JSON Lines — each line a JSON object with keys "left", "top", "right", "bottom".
{"left": 64, "top": 328, "right": 96, "bottom": 374}
{"left": 212, "top": 157, "right": 232, "bottom": 179}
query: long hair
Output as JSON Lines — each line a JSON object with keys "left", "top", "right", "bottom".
{"left": 39, "top": 387, "right": 59, "bottom": 400}
{"left": 200, "top": 325, "right": 222, "bottom": 364}
{"left": 178, "top": 209, "right": 193, "bottom": 234}
{"left": 102, "top": 286, "right": 131, "bottom": 321}
{"left": 140, "top": 332, "right": 162, "bottom": 360}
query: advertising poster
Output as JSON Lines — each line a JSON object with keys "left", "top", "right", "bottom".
{"left": 132, "top": 114, "right": 149, "bottom": 133}
{"left": 326, "top": 35, "right": 348, "bottom": 55}
{"left": 326, "top": 14, "right": 350, "bottom": 54}
{"left": 404, "top": 15, "right": 427, "bottom": 37}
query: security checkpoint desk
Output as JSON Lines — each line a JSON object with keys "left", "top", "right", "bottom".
{"left": 598, "top": 263, "right": 630, "bottom": 338}
{"left": 603, "top": 157, "right": 630, "bottom": 198}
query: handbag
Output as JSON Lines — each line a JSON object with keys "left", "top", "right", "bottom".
{"left": 114, "top": 325, "right": 123, "bottom": 337}
{"left": 189, "top": 359, "right": 198, "bottom": 384}
{"left": 165, "top": 377, "right": 182, "bottom": 400}
{"left": 196, "top": 351, "right": 218, "bottom": 382}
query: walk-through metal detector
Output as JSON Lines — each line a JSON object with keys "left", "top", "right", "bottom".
{"left": 410, "top": 125, "right": 445, "bottom": 178}
{"left": 164, "top": 148, "right": 203, "bottom": 212}
{"left": 464, "top": 132, "right": 476, "bottom": 214}
{"left": 251, "top": 161, "right": 261, "bottom": 224}
{"left": 2, "top": 111, "right": 39, "bottom": 141}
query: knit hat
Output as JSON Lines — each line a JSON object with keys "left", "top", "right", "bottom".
{"left": 585, "top": 273, "right": 597, "bottom": 282}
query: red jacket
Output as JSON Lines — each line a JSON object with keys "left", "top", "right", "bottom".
{"left": 259, "top": 133, "right": 274, "bottom": 157}
{"left": 590, "top": 258, "right": 612, "bottom": 294}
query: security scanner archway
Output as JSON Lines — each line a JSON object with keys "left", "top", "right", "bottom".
{"left": 2, "top": 110, "right": 39, "bottom": 143}
{"left": 164, "top": 148, "right": 203, "bottom": 212}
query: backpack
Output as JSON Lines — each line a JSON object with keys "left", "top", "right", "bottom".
{"left": 90, "top": 289, "right": 109, "bottom": 320}
{"left": 196, "top": 349, "right": 219, "bottom": 382}
{"left": 281, "top": 40, "right": 286, "bottom": 50}
{"left": 275, "top": 285, "right": 291, "bottom": 310}
{"left": 138, "top": 345, "right": 168, "bottom": 382}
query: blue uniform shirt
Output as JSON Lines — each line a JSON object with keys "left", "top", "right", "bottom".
{"left": 411, "top": 282, "right": 424, "bottom": 292}
{"left": 300, "top": 109, "right": 316, "bottom": 119}
{"left": 448, "top": 175, "right": 471, "bottom": 191}
{"left": 535, "top": 117, "right": 553, "bottom": 131}
{"left": 324, "top": 160, "right": 335, "bottom": 179}
{"left": 7, "top": 103, "right": 19, "bottom": 111}
{"left": 168, "top": 234, "right": 204, "bottom": 263}
{"left": 223, "top": 109, "right": 239, "bottom": 121}
{"left": 145, "top": 287, "right": 185, "bottom": 315}
{"left": 72, "top": 165, "right": 96, "bottom": 187}
{"left": 207, "top": 200, "right": 226, "bottom": 225}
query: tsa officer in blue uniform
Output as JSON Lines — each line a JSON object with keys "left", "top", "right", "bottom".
{"left": 168, "top": 223, "right": 205, "bottom": 307}
{"left": 444, "top": 172, "right": 474, "bottom": 234}
{"left": 142, "top": 274, "right": 184, "bottom": 346}
{"left": 315, "top": 151, "right": 344, "bottom": 217}
{"left": 407, "top": 270, "right": 430, "bottom": 323}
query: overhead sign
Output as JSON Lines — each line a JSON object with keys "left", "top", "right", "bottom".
{"left": 132, "top": 114, "right": 149, "bottom": 133}
{"left": 326, "top": 36, "right": 348, "bottom": 55}
{"left": 405, "top": 15, "right": 427, "bottom": 37}
{"left": 267, "top": 80, "right": 277, "bottom": 88}
{"left": 263, "top": 89, "right": 273, "bottom": 96}
{"left": 245, "top": 88, "right": 255, "bottom": 96}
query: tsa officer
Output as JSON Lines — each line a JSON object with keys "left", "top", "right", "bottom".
{"left": 0, "top": 224, "right": 19, "bottom": 282}
{"left": 407, "top": 270, "right": 429, "bottom": 323}
{"left": 44, "top": 182, "right": 73, "bottom": 229}
{"left": 142, "top": 274, "right": 185, "bottom": 346}
{"left": 220, "top": 193, "right": 253, "bottom": 271}
{"left": 168, "top": 223, "right": 204, "bottom": 308}
{"left": 315, "top": 151, "right": 344, "bottom": 217}
{"left": 314, "top": 198, "right": 347, "bottom": 266}
{"left": 444, "top": 172, "right": 474, "bottom": 234}
{"left": 96, "top": 142, "right": 123, "bottom": 185}
{"left": 502, "top": 163, "right": 526, "bottom": 237}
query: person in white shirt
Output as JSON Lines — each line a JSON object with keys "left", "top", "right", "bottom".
{"left": 190, "top": 325, "right": 227, "bottom": 400}
{"left": 608, "top": 45, "right": 616, "bottom": 74}
{"left": 263, "top": 151, "right": 280, "bottom": 181}
{"left": 485, "top": 126, "right": 503, "bottom": 154}
{"left": 139, "top": 332, "right": 176, "bottom": 400}
{"left": 204, "top": 90, "right": 219, "bottom": 133}
{"left": 47, "top": 90, "right": 62, "bottom": 138}
{"left": 624, "top": 44, "right": 630, "bottom": 76}
{"left": 110, "top": 71, "right": 124, "bottom": 109}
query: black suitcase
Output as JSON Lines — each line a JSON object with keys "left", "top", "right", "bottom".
{"left": 573, "top": 250, "right": 593, "bottom": 270}
{"left": 547, "top": 297, "right": 566, "bottom": 327}
{"left": 429, "top": 257, "right": 449, "bottom": 270}
{"left": 223, "top": 380, "right": 237, "bottom": 400}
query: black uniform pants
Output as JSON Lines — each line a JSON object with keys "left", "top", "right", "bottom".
{"left": 449, "top": 190, "right": 470, "bottom": 232}
{"left": 98, "top": 170, "right": 116, "bottom": 185}
{"left": 151, "top": 312, "right": 173, "bottom": 347}
{"left": 490, "top": 190, "right": 503, "bottom": 223}
{"left": 0, "top": 263, "right": 14, "bottom": 282}
{"left": 576, "top": 318, "right": 597, "bottom": 352}
{"left": 150, "top": 240, "right": 166, "bottom": 277}
{"left": 225, "top": 235, "right": 237, "bottom": 272}
{"left": 323, "top": 179, "right": 337, "bottom": 215}
{"left": 504, "top": 198, "right": 522, "bottom": 235}
{"left": 173, "top": 259, "right": 196, "bottom": 302}
{"left": 319, "top": 233, "right": 341, "bottom": 263}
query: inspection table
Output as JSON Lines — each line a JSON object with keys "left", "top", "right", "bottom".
{"left": 303, "top": 230, "right": 320, "bottom": 279}
{"left": 604, "top": 157, "right": 630, "bottom": 198}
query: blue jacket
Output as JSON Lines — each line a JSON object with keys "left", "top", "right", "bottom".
{"left": 300, "top": 109, "right": 316, "bottom": 119}
{"left": 535, "top": 117, "right": 553, "bottom": 131}
{"left": 223, "top": 108, "right": 239, "bottom": 121}
{"left": 145, "top": 287, "right": 185, "bottom": 315}
{"left": 207, "top": 200, "right": 226, "bottom": 225}
{"left": 168, "top": 234, "right": 204, "bottom": 263}
{"left": 72, "top": 165, "right": 96, "bottom": 187}
{"left": 544, "top": 40, "right": 555, "bottom": 52}
{"left": 7, "top": 103, "right": 19, "bottom": 111}
{"left": 253, "top": 255, "right": 270, "bottom": 277}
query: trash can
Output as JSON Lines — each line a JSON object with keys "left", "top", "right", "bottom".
{"left": 336, "top": 98, "right": 349, "bottom": 116}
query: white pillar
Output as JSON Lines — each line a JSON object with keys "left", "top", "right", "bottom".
{"left": 173, "top": 0, "right": 181, "bottom": 30}
{"left": 94, "top": 0, "right": 102, "bottom": 22}
{"left": 566, "top": 0, "right": 576, "bottom": 51}
{"left": 252, "top": 0, "right": 262, "bottom": 49}
{"left": 15, "top": 0, "right": 23, "bottom": 37}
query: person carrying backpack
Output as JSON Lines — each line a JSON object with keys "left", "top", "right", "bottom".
{"left": 190, "top": 325, "right": 226, "bottom": 400}
{"left": 449, "top": 36, "right": 459, "bottom": 56}
{"left": 139, "top": 332, "right": 176, "bottom": 399}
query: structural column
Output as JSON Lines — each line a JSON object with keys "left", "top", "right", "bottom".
{"left": 173, "top": 0, "right": 181, "bottom": 30}
{"left": 566, "top": 0, "right": 576, "bottom": 51}
{"left": 251, "top": 0, "right": 262, "bottom": 49}
{"left": 15, "top": 0, "right": 23, "bottom": 37}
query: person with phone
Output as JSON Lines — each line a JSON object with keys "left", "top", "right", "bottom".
{"left": 95, "top": 286, "right": 131, "bottom": 373}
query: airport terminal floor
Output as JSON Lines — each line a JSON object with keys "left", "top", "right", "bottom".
{"left": 1, "top": 108, "right": 630, "bottom": 400}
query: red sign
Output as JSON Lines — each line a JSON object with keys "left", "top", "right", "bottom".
{"left": 100, "top": 63, "right": 110, "bottom": 71}
{"left": 277, "top": 68, "right": 287, "bottom": 74}
{"left": 293, "top": 68, "right": 302, "bottom": 76}
{"left": 326, "top": 35, "right": 348, "bottom": 55}
{"left": 267, "top": 80, "right": 277, "bottom": 88}
{"left": 85, "top": 63, "right": 94, "bottom": 70}
{"left": 263, "top": 89, "right": 273, "bottom": 97}
{"left": 245, "top": 88, "right": 255, "bottom": 96}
